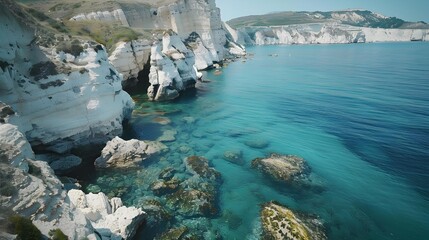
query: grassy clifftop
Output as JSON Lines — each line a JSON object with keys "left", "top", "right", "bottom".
{"left": 227, "top": 10, "right": 429, "bottom": 29}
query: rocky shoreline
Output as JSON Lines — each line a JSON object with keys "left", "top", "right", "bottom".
{"left": 0, "top": 0, "right": 341, "bottom": 239}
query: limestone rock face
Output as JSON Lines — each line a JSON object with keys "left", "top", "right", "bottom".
{"left": 148, "top": 31, "right": 198, "bottom": 101}
{"left": 70, "top": 9, "right": 130, "bottom": 27}
{"left": 0, "top": 5, "right": 134, "bottom": 154}
{"left": 233, "top": 24, "right": 429, "bottom": 45}
{"left": 108, "top": 40, "right": 152, "bottom": 88}
{"left": 68, "top": 190, "right": 146, "bottom": 239}
{"left": 36, "top": 153, "right": 82, "bottom": 175}
{"left": 260, "top": 202, "right": 326, "bottom": 240}
{"left": 95, "top": 136, "right": 165, "bottom": 168}
{"left": 0, "top": 124, "right": 32, "bottom": 171}
{"left": 72, "top": 0, "right": 246, "bottom": 73}
{"left": 0, "top": 124, "right": 95, "bottom": 239}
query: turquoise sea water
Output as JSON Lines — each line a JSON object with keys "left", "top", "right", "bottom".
{"left": 88, "top": 42, "right": 429, "bottom": 239}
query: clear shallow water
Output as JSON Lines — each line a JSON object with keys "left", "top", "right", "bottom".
{"left": 88, "top": 42, "right": 429, "bottom": 239}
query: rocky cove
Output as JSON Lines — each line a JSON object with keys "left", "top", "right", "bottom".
{"left": 1, "top": 0, "right": 429, "bottom": 239}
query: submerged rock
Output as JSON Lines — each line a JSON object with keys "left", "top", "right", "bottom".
{"left": 156, "top": 226, "right": 188, "bottom": 240}
{"left": 251, "top": 153, "right": 310, "bottom": 184}
{"left": 222, "top": 210, "right": 243, "bottom": 230}
{"left": 95, "top": 137, "right": 164, "bottom": 168}
{"left": 153, "top": 117, "right": 172, "bottom": 125}
{"left": 166, "top": 189, "right": 217, "bottom": 217}
{"left": 157, "top": 129, "right": 178, "bottom": 142}
{"left": 244, "top": 139, "right": 270, "bottom": 149}
{"left": 137, "top": 198, "right": 172, "bottom": 228}
{"left": 184, "top": 156, "right": 220, "bottom": 181}
{"left": 159, "top": 167, "right": 176, "bottom": 180}
{"left": 151, "top": 179, "right": 181, "bottom": 196}
{"left": 260, "top": 202, "right": 326, "bottom": 240}
{"left": 223, "top": 149, "right": 244, "bottom": 165}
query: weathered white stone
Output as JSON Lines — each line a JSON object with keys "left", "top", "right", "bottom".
{"left": 70, "top": 9, "right": 130, "bottom": 27}
{"left": 0, "top": 124, "right": 32, "bottom": 171}
{"left": 148, "top": 32, "right": 197, "bottom": 101}
{"left": 68, "top": 189, "right": 145, "bottom": 240}
{"left": 109, "top": 40, "right": 152, "bottom": 88}
{"left": 0, "top": 124, "right": 94, "bottom": 239}
{"left": 0, "top": 6, "right": 134, "bottom": 154}
{"left": 234, "top": 23, "right": 429, "bottom": 45}
{"left": 95, "top": 136, "right": 164, "bottom": 168}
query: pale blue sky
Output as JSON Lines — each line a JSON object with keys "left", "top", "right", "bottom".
{"left": 217, "top": 0, "right": 429, "bottom": 22}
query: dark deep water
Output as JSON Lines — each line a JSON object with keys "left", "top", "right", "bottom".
{"left": 86, "top": 42, "right": 429, "bottom": 239}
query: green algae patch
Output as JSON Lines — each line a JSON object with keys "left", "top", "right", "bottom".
{"left": 260, "top": 202, "right": 326, "bottom": 240}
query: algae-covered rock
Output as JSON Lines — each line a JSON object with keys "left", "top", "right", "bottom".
{"left": 159, "top": 167, "right": 176, "bottom": 180}
{"left": 166, "top": 189, "right": 218, "bottom": 217}
{"left": 156, "top": 226, "right": 188, "bottom": 240}
{"left": 151, "top": 179, "right": 180, "bottom": 196}
{"left": 184, "top": 156, "right": 220, "bottom": 181}
{"left": 252, "top": 153, "right": 310, "bottom": 184}
{"left": 260, "top": 202, "right": 326, "bottom": 240}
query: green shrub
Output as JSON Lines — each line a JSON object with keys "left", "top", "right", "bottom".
{"left": 49, "top": 229, "right": 69, "bottom": 240}
{"left": 8, "top": 215, "right": 42, "bottom": 240}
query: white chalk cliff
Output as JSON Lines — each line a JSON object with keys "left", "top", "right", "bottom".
{"left": 0, "top": 1, "right": 145, "bottom": 238}
{"left": 68, "top": 0, "right": 245, "bottom": 100}
{"left": 70, "top": 9, "right": 130, "bottom": 27}
{"left": 232, "top": 23, "right": 429, "bottom": 45}
{"left": 0, "top": 5, "right": 134, "bottom": 154}
{"left": 108, "top": 40, "right": 152, "bottom": 89}
{"left": 148, "top": 31, "right": 199, "bottom": 101}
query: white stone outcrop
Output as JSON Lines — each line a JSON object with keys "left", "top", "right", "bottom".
{"left": 68, "top": 190, "right": 145, "bottom": 240}
{"left": 108, "top": 40, "right": 152, "bottom": 88}
{"left": 233, "top": 23, "right": 429, "bottom": 45}
{"left": 70, "top": 9, "right": 130, "bottom": 27}
{"left": 0, "top": 124, "right": 32, "bottom": 171}
{"left": 0, "top": 6, "right": 134, "bottom": 154}
{"left": 0, "top": 123, "right": 143, "bottom": 239}
{"left": 0, "top": 123, "right": 96, "bottom": 239}
{"left": 148, "top": 31, "right": 198, "bottom": 101}
{"left": 95, "top": 136, "right": 166, "bottom": 168}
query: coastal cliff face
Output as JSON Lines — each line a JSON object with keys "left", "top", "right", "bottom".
{"left": 67, "top": 0, "right": 245, "bottom": 100}
{"left": 148, "top": 31, "right": 198, "bottom": 101}
{"left": 0, "top": 5, "right": 134, "bottom": 154}
{"left": 0, "top": 2, "right": 144, "bottom": 239}
{"left": 233, "top": 24, "right": 429, "bottom": 45}
{"left": 226, "top": 10, "right": 429, "bottom": 46}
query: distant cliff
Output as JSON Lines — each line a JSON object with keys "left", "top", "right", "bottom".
{"left": 226, "top": 10, "right": 429, "bottom": 45}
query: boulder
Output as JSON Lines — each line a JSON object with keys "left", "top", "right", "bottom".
{"left": 95, "top": 137, "right": 163, "bottom": 168}
{"left": 260, "top": 202, "right": 326, "bottom": 240}
{"left": 184, "top": 156, "right": 220, "bottom": 181}
{"left": 68, "top": 189, "right": 146, "bottom": 239}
